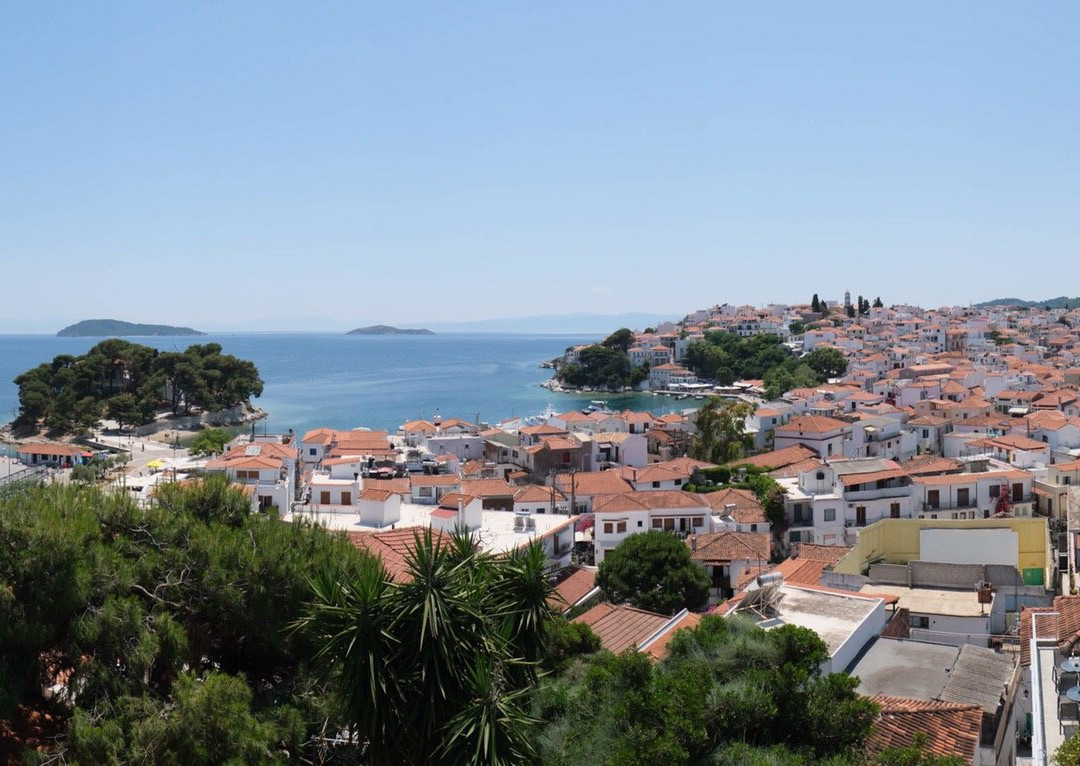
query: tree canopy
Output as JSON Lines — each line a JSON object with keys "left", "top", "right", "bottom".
{"left": 12, "top": 339, "right": 263, "bottom": 434}
{"left": 597, "top": 530, "right": 710, "bottom": 615}
{"left": 536, "top": 615, "right": 880, "bottom": 765}
{"left": 0, "top": 477, "right": 358, "bottom": 763}
{"left": 689, "top": 398, "right": 754, "bottom": 465}
{"left": 557, "top": 344, "right": 646, "bottom": 390}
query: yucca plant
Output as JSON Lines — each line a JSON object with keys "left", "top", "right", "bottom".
{"left": 298, "top": 528, "right": 557, "bottom": 765}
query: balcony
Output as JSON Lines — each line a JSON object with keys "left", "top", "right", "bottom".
{"left": 843, "top": 486, "right": 911, "bottom": 501}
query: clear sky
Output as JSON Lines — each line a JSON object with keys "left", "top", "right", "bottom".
{"left": 2, "top": 3, "right": 1078, "bottom": 331}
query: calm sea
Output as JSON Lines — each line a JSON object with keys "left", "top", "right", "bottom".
{"left": 0, "top": 333, "right": 689, "bottom": 435}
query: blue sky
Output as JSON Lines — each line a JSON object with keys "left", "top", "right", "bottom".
{"left": 2, "top": 3, "right": 1078, "bottom": 331}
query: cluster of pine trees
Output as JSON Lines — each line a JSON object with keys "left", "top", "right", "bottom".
{"left": 12, "top": 339, "right": 262, "bottom": 434}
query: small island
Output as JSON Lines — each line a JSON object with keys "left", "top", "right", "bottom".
{"left": 58, "top": 319, "right": 205, "bottom": 337}
{"left": 347, "top": 325, "right": 435, "bottom": 336}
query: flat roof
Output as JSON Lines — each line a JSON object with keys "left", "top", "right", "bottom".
{"left": 859, "top": 584, "right": 990, "bottom": 618}
{"left": 284, "top": 502, "right": 575, "bottom": 555}
{"left": 852, "top": 638, "right": 1014, "bottom": 715}
{"left": 771, "top": 585, "right": 883, "bottom": 658}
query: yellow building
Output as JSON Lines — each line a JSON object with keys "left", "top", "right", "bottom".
{"left": 833, "top": 517, "right": 1053, "bottom": 587}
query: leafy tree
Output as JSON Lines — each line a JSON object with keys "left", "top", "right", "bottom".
{"left": 12, "top": 339, "right": 262, "bottom": 433}
{"left": 788, "top": 321, "right": 805, "bottom": 336}
{"left": 597, "top": 530, "right": 709, "bottom": 615}
{"left": 805, "top": 347, "right": 848, "bottom": 379}
{"left": 690, "top": 398, "right": 753, "bottom": 465}
{"left": 538, "top": 615, "right": 879, "bottom": 765}
{"left": 1055, "top": 733, "right": 1080, "bottom": 766}
{"left": 301, "top": 531, "right": 557, "bottom": 765}
{"left": 544, "top": 617, "right": 602, "bottom": 673}
{"left": 188, "top": 427, "right": 233, "bottom": 456}
{"left": 0, "top": 480, "right": 360, "bottom": 763}
{"left": 557, "top": 345, "right": 634, "bottom": 390}
{"left": 602, "top": 327, "right": 635, "bottom": 353}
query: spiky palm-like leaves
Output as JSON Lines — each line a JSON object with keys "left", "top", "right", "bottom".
{"left": 299, "top": 529, "right": 556, "bottom": 766}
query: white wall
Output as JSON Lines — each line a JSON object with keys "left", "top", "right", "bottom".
{"left": 919, "top": 528, "right": 1018, "bottom": 567}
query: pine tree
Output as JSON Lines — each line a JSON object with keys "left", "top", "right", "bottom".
{"left": 811, "top": 294, "right": 821, "bottom": 313}
{"left": 873, "top": 296, "right": 883, "bottom": 308}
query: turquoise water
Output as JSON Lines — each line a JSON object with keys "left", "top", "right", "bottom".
{"left": 0, "top": 333, "right": 690, "bottom": 435}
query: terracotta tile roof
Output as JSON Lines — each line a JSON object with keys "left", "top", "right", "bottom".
{"left": 734, "top": 444, "right": 818, "bottom": 470}
{"left": 643, "top": 611, "right": 702, "bottom": 661}
{"left": 573, "top": 603, "right": 672, "bottom": 654}
{"left": 701, "top": 488, "right": 766, "bottom": 524}
{"left": 593, "top": 491, "right": 710, "bottom": 514}
{"left": 653, "top": 456, "right": 716, "bottom": 473}
{"left": 513, "top": 484, "right": 566, "bottom": 504}
{"left": 358, "top": 488, "right": 392, "bottom": 502}
{"left": 865, "top": 695, "right": 982, "bottom": 765}
{"left": 401, "top": 419, "right": 437, "bottom": 433}
{"left": 688, "top": 531, "right": 770, "bottom": 563}
{"left": 554, "top": 471, "right": 632, "bottom": 496}
{"left": 15, "top": 443, "right": 80, "bottom": 456}
{"left": 898, "top": 456, "right": 961, "bottom": 476}
{"left": 793, "top": 543, "right": 851, "bottom": 565}
{"left": 548, "top": 567, "right": 598, "bottom": 612}
{"left": 616, "top": 464, "right": 688, "bottom": 484}
{"left": 411, "top": 474, "right": 462, "bottom": 487}
{"left": 775, "top": 414, "right": 850, "bottom": 435}
{"left": 347, "top": 528, "right": 451, "bottom": 582}
{"left": 913, "top": 469, "right": 1031, "bottom": 486}
{"left": 770, "top": 557, "right": 827, "bottom": 586}
{"left": 1019, "top": 596, "right": 1080, "bottom": 665}
{"left": 362, "top": 478, "right": 411, "bottom": 496}
{"left": 460, "top": 478, "right": 515, "bottom": 497}
{"left": 520, "top": 424, "right": 569, "bottom": 436}
{"left": 769, "top": 457, "right": 825, "bottom": 479}
{"left": 838, "top": 469, "right": 907, "bottom": 487}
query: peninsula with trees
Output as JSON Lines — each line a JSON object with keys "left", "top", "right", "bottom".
{"left": 57, "top": 319, "right": 205, "bottom": 337}
{"left": 10, "top": 339, "right": 263, "bottom": 435}
{"left": 347, "top": 325, "right": 435, "bottom": 335}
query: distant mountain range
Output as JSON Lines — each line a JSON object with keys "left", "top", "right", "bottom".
{"left": 974, "top": 296, "right": 1080, "bottom": 309}
{"left": 57, "top": 319, "right": 206, "bottom": 337}
{"left": 347, "top": 325, "right": 434, "bottom": 336}
{"left": 424, "top": 312, "right": 681, "bottom": 335}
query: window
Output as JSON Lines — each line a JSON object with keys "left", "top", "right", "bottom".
{"left": 674, "top": 479, "right": 682, "bottom": 486}
{"left": 927, "top": 490, "right": 940, "bottom": 509}
{"left": 751, "top": 524, "right": 758, "bottom": 532}
{"left": 789, "top": 530, "right": 802, "bottom": 543}
{"left": 890, "top": 502, "right": 900, "bottom": 519}
{"left": 616, "top": 521, "right": 626, "bottom": 533}
{"left": 816, "top": 472, "right": 825, "bottom": 481}
{"left": 603, "top": 522, "right": 613, "bottom": 534}
{"left": 957, "top": 488, "right": 970, "bottom": 507}
{"left": 652, "top": 518, "right": 662, "bottom": 529}
{"left": 693, "top": 516, "right": 705, "bottom": 528}
{"left": 309, "top": 448, "right": 317, "bottom": 456}
{"left": 652, "top": 481, "right": 660, "bottom": 488}
{"left": 823, "top": 508, "right": 836, "bottom": 522}
{"left": 637, "top": 520, "right": 643, "bottom": 527}
{"left": 418, "top": 486, "right": 432, "bottom": 498}
{"left": 910, "top": 616, "right": 929, "bottom": 629}
{"left": 989, "top": 485, "right": 1000, "bottom": 498}
{"left": 922, "top": 429, "right": 929, "bottom": 439}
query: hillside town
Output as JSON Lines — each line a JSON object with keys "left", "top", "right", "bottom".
{"left": 9, "top": 297, "right": 1080, "bottom": 764}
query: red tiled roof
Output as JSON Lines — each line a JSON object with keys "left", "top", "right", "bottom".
{"left": 865, "top": 695, "right": 982, "bottom": 765}
{"left": 548, "top": 567, "right": 598, "bottom": 612}
{"left": 573, "top": 603, "right": 671, "bottom": 654}
{"left": 735, "top": 444, "right": 818, "bottom": 470}
{"left": 793, "top": 543, "right": 851, "bottom": 565}
{"left": 688, "top": 531, "right": 770, "bottom": 563}
{"left": 347, "top": 528, "right": 451, "bottom": 582}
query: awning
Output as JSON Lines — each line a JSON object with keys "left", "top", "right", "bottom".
{"left": 146, "top": 459, "right": 166, "bottom": 469}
